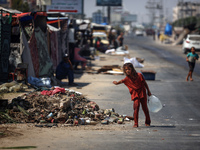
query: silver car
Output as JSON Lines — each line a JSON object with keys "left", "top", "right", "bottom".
{"left": 182, "top": 34, "right": 200, "bottom": 54}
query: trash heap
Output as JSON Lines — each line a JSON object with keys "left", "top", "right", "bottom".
{"left": 0, "top": 87, "right": 133, "bottom": 126}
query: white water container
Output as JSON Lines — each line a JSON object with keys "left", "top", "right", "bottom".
{"left": 148, "top": 95, "right": 162, "bottom": 113}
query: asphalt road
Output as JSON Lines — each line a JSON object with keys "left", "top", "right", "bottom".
{"left": 71, "top": 35, "right": 200, "bottom": 150}
{"left": 48, "top": 35, "right": 200, "bottom": 150}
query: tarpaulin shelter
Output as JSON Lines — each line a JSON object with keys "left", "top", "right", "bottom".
{"left": 46, "top": 13, "right": 69, "bottom": 70}
{"left": 0, "top": 9, "right": 12, "bottom": 82}
{"left": 17, "top": 12, "right": 54, "bottom": 78}
{"left": 0, "top": 8, "right": 72, "bottom": 83}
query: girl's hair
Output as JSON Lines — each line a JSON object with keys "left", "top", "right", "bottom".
{"left": 123, "top": 63, "right": 137, "bottom": 76}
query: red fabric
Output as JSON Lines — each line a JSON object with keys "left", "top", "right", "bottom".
{"left": 47, "top": 20, "right": 63, "bottom": 24}
{"left": 41, "top": 87, "right": 65, "bottom": 95}
{"left": 51, "top": 88, "right": 65, "bottom": 95}
{"left": 41, "top": 90, "right": 52, "bottom": 95}
{"left": 133, "top": 98, "right": 151, "bottom": 126}
{"left": 12, "top": 12, "right": 31, "bottom": 18}
{"left": 122, "top": 73, "right": 146, "bottom": 101}
{"left": 97, "top": 41, "right": 100, "bottom": 48}
{"left": 29, "top": 32, "right": 39, "bottom": 77}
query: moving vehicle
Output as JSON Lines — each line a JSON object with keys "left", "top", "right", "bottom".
{"left": 182, "top": 34, "right": 200, "bottom": 54}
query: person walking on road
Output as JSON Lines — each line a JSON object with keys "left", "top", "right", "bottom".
{"left": 186, "top": 47, "right": 199, "bottom": 81}
{"left": 113, "top": 63, "right": 152, "bottom": 128}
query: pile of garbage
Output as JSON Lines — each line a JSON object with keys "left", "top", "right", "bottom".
{"left": 0, "top": 87, "right": 133, "bottom": 126}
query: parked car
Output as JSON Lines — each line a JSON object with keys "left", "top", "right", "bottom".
{"left": 135, "top": 30, "right": 144, "bottom": 36}
{"left": 182, "top": 34, "right": 200, "bottom": 54}
{"left": 146, "top": 29, "right": 155, "bottom": 36}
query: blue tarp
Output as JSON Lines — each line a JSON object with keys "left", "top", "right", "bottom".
{"left": 101, "top": 23, "right": 107, "bottom": 25}
{"left": 164, "top": 23, "right": 172, "bottom": 36}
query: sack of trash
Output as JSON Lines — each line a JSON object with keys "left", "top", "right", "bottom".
{"left": 147, "top": 95, "right": 162, "bottom": 113}
{"left": 124, "top": 57, "right": 144, "bottom": 68}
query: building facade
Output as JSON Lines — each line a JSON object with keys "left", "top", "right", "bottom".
{"left": 173, "top": 2, "right": 200, "bottom": 22}
{"left": 92, "top": 10, "right": 103, "bottom": 24}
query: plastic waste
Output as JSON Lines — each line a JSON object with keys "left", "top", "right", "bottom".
{"left": 124, "top": 57, "right": 144, "bottom": 68}
{"left": 148, "top": 95, "right": 162, "bottom": 113}
{"left": 117, "top": 119, "right": 123, "bottom": 124}
{"left": 73, "top": 116, "right": 78, "bottom": 126}
{"left": 78, "top": 118, "right": 86, "bottom": 125}
{"left": 101, "top": 120, "right": 109, "bottom": 124}
{"left": 47, "top": 112, "right": 53, "bottom": 118}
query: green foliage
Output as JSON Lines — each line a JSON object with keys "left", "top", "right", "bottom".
{"left": 11, "top": 0, "right": 29, "bottom": 12}
{"left": 172, "top": 16, "right": 200, "bottom": 29}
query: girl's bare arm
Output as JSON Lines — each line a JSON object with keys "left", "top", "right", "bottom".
{"left": 144, "top": 80, "right": 151, "bottom": 96}
{"left": 113, "top": 80, "right": 123, "bottom": 85}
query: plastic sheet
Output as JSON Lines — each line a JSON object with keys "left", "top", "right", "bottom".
{"left": 124, "top": 57, "right": 144, "bottom": 68}
{"left": 28, "top": 76, "right": 51, "bottom": 88}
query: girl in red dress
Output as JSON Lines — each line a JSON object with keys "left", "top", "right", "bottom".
{"left": 113, "top": 63, "right": 152, "bottom": 127}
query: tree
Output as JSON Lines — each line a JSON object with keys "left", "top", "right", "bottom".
{"left": 11, "top": 0, "right": 29, "bottom": 12}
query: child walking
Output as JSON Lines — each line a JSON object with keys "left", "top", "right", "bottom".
{"left": 113, "top": 63, "right": 152, "bottom": 128}
{"left": 186, "top": 47, "right": 199, "bottom": 81}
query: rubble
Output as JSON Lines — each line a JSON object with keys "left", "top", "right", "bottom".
{"left": 0, "top": 87, "right": 133, "bottom": 127}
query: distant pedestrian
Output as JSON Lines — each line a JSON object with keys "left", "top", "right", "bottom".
{"left": 117, "top": 32, "right": 124, "bottom": 46}
{"left": 113, "top": 63, "right": 152, "bottom": 128}
{"left": 186, "top": 47, "right": 199, "bottom": 81}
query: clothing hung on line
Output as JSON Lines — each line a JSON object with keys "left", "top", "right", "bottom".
{"left": 34, "top": 27, "right": 53, "bottom": 77}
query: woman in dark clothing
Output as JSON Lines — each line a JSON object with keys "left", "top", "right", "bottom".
{"left": 117, "top": 32, "right": 124, "bottom": 47}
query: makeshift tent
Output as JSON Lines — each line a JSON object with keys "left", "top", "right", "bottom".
{"left": 18, "top": 12, "right": 53, "bottom": 77}
{"left": 46, "top": 15, "right": 69, "bottom": 67}
{"left": 0, "top": 10, "right": 12, "bottom": 82}
{"left": 47, "top": 24, "right": 61, "bottom": 70}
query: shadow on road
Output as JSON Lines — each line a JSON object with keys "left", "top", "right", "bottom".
{"left": 151, "top": 125, "right": 176, "bottom": 128}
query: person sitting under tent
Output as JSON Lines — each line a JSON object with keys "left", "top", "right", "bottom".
{"left": 56, "top": 54, "right": 77, "bottom": 86}
{"left": 74, "top": 47, "right": 87, "bottom": 70}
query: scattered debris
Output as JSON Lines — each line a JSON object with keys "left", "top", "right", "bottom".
{"left": 97, "top": 65, "right": 122, "bottom": 74}
{"left": 0, "top": 87, "right": 133, "bottom": 127}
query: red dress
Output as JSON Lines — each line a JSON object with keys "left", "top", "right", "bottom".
{"left": 122, "top": 73, "right": 151, "bottom": 126}
{"left": 121, "top": 73, "right": 147, "bottom": 101}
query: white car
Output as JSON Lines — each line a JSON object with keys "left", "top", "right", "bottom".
{"left": 135, "top": 30, "right": 144, "bottom": 36}
{"left": 182, "top": 34, "right": 200, "bottom": 54}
